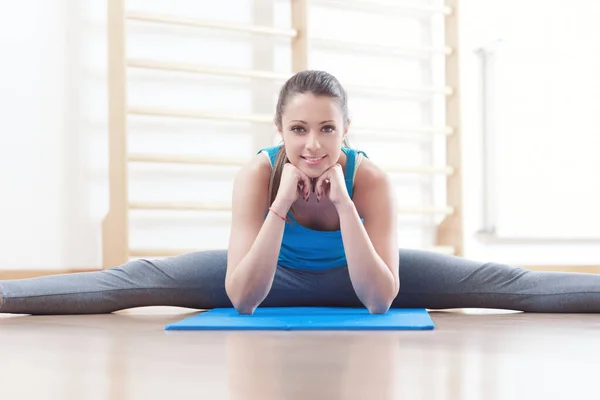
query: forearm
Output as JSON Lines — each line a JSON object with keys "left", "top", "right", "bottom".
{"left": 337, "top": 201, "right": 397, "bottom": 313}
{"left": 227, "top": 198, "right": 292, "bottom": 313}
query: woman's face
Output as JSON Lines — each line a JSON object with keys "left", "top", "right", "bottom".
{"left": 279, "top": 93, "right": 348, "bottom": 178}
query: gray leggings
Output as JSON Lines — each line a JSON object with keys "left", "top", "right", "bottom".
{"left": 1, "top": 249, "right": 600, "bottom": 314}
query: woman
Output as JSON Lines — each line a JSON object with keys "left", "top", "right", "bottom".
{"left": 1, "top": 70, "right": 599, "bottom": 315}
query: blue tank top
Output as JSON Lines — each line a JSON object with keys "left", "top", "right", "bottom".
{"left": 258, "top": 145, "right": 368, "bottom": 270}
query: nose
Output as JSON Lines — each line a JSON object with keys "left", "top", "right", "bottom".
{"left": 305, "top": 131, "right": 321, "bottom": 151}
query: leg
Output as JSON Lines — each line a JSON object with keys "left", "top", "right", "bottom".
{"left": 6, "top": 247, "right": 597, "bottom": 314}
{"left": 0, "top": 250, "right": 347, "bottom": 315}
{"left": 0, "top": 250, "right": 231, "bottom": 314}
{"left": 306, "top": 249, "right": 600, "bottom": 312}
{"left": 391, "top": 249, "right": 600, "bottom": 312}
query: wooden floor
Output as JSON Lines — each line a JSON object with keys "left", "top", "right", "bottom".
{"left": 1, "top": 307, "right": 600, "bottom": 399}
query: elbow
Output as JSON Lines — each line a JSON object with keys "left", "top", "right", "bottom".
{"left": 367, "top": 279, "right": 400, "bottom": 315}
{"left": 233, "top": 303, "right": 256, "bottom": 315}
{"left": 225, "top": 278, "right": 260, "bottom": 315}
{"left": 367, "top": 295, "right": 394, "bottom": 314}
{"left": 368, "top": 304, "right": 391, "bottom": 315}
{"left": 227, "top": 290, "right": 257, "bottom": 315}
{"left": 226, "top": 287, "right": 256, "bottom": 315}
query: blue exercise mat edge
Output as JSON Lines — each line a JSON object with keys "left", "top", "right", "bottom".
{"left": 165, "top": 307, "right": 435, "bottom": 331}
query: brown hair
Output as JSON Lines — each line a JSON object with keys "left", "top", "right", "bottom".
{"left": 269, "top": 70, "right": 351, "bottom": 208}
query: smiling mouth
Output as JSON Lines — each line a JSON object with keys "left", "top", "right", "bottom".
{"left": 301, "top": 155, "right": 326, "bottom": 161}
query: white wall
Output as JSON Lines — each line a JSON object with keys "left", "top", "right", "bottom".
{"left": 460, "top": 0, "right": 600, "bottom": 265}
{"left": 0, "top": 0, "right": 597, "bottom": 271}
{"left": 0, "top": 1, "right": 73, "bottom": 269}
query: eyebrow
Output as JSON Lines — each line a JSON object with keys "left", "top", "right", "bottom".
{"left": 290, "top": 120, "right": 334, "bottom": 124}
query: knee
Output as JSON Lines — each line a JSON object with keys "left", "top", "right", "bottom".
{"left": 474, "top": 262, "right": 530, "bottom": 284}
{"left": 106, "top": 258, "right": 170, "bottom": 286}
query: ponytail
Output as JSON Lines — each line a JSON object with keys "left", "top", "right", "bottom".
{"left": 268, "top": 145, "right": 288, "bottom": 207}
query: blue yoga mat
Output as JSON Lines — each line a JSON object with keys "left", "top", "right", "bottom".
{"left": 165, "top": 307, "right": 434, "bottom": 331}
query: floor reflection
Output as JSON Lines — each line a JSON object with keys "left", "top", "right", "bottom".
{"left": 225, "top": 331, "right": 417, "bottom": 400}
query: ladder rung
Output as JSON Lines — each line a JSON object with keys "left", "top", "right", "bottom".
{"left": 384, "top": 165, "right": 454, "bottom": 175}
{"left": 126, "top": 11, "right": 297, "bottom": 38}
{"left": 312, "top": 36, "right": 452, "bottom": 57}
{"left": 127, "top": 59, "right": 291, "bottom": 80}
{"left": 129, "top": 245, "right": 456, "bottom": 258}
{"left": 128, "top": 154, "right": 247, "bottom": 166}
{"left": 347, "top": 83, "right": 453, "bottom": 97}
{"left": 130, "top": 202, "right": 232, "bottom": 212}
{"left": 316, "top": 0, "right": 453, "bottom": 16}
{"left": 128, "top": 153, "right": 454, "bottom": 175}
{"left": 129, "top": 202, "right": 453, "bottom": 215}
{"left": 127, "top": 106, "right": 452, "bottom": 135}
{"left": 127, "top": 106, "right": 273, "bottom": 123}
{"left": 399, "top": 206, "right": 454, "bottom": 215}
{"left": 127, "top": 58, "right": 452, "bottom": 96}
{"left": 352, "top": 125, "right": 454, "bottom": 136}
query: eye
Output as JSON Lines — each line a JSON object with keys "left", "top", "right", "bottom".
{"left": 291, "top": 125, "right": 306, "bottom": 133}
{"left": 322, "top": 125, "right": 336, "bottom": 133}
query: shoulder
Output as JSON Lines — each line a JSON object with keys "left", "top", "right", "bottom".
{"left": 235, "top": 151, "right": 272, "bottom": 184}
{"left": 351, "top": 156, "right": 395, "bottom": 216}
{"left": 353, "top": 156, "right": 392, "bottom": 195}
{"left": 230, "top": 152, "right": 273, "bottom": 221}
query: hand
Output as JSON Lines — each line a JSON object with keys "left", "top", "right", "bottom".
{"left": 314, "top": 164, "right": 351, "bottom": 207}
{"left": 275, "top": 162, "right": 312, "bottom": 206}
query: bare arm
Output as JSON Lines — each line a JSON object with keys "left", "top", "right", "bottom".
{"left": 337, "top": 162, "right": 400, "bottom": 314}
{"left": 224, "top": 155, "right": 295, "bottom": 314}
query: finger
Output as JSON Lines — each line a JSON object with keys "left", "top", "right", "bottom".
{"left": 317, "top": 164, "right": 342, "bottom": 200}
{"left": 298, "top": 170, "right": 312, "bottom": 201}
{"left": 314, "top": 170, "right": 331, "bottom": 202}
{"left": 297, "top": 180, "right": 306, "bottom": 200}
{"left": 297, "top": 181, "right": 304, "bottom": 198}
